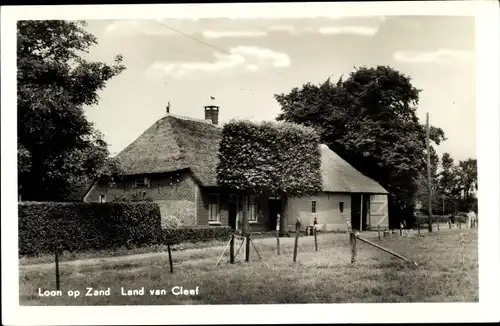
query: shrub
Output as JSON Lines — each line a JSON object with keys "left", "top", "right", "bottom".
{"left": 163, "top": 226, "right": 232, "bottom": 245}
{"left": 163, "top": 215, "right": 182, "bottom": 229}
{"left": 217, "top": 120, "right": 322, "bottom": 197}
{"left": 18, "top": 201, "right": 162, "bottom": 256}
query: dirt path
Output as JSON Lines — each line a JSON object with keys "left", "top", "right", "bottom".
{"left": 19, "top": 233, "right": 327, "bottom": 270}
{"left": 19, "top": 226, "right": 459, "bottom": 271}
{"left": 19, "top": 244, "right": 229, "bottom": 270}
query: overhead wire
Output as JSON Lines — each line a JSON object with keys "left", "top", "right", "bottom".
{"left": 152, "top": 19, "right": 292, "bottom": 83}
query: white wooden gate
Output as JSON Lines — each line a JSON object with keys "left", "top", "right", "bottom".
{"left": 369, "top": 194, "right": 389, "bottom": 229}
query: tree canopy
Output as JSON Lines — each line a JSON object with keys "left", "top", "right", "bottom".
{"left": 17, "top": 20, "right": 125, "bottom": 201}
{"left": 216, "top": 120, "right": 322, "bottom": 197}
{"left": 416, "top": 153, "right": 477, "bottom": 215}
{"left": 275, "top": 65, "right": 446, "bottom": 227}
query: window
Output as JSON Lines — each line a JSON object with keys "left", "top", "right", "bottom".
{"left": 339, "top": 201, "right": 344, "bottom": 213}
{"left": 312, "top": 201, "right": 317, "bottom": 213}
{"left": 248, "top": 195, "right": 258, "bottom": 222}
{"left": 134, "top": 177, "right": 150, "bottom": 188}
{"left": 99, "top": 194, "right": 106, "bottom": 203}
{"left": 208, "top": 194, "right": 220, "bottom": 223}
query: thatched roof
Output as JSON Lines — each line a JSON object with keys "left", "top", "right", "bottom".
{"left": 53, "top": 182, "right": 93, "bottom": 202}
{"left": 320, "top": 144, "right": 388, "bottom": 194}
{"left": 115, "top": 115, "right": 388, "bottom": 193}
{"left": 115, "top": 114, "right": 221, "bottom": 186}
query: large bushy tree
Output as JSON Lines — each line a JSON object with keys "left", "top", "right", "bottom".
{"left": 217, "top": 120, "right": 322, "bottom": 233}
{"left": 17, "top": 20, "right": 125, "bottom": 201}
{"left": 275, "top": 66, "right": 446, "bottom": 227}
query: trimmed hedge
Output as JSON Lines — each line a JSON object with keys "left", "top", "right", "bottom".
{"left": 217, "top": 120, "right": 322, "bottom": 197}
{"left": 163, "top": 226, "right": 232, "bottom": 245}
{"left": 19, "top": 202, "right": 162, "bottom": 256}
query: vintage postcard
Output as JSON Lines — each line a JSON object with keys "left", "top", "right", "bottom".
{"left": 1, "top": 1, "right": 499, "bottom": 325}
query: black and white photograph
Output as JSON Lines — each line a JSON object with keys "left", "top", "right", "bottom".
{"left": 1, "top": 1, "right": 499, "bottom": 325}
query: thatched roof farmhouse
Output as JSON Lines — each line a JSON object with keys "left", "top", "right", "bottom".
{"left": 84, "top": 105, "right": 389, "bottom": 232}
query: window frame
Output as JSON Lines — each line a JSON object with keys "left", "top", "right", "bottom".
{"left": 134, "top": 177, "right": 150, "bottom": 188}
{"left": 311, "top": 200, "right": 317, "bottom": 213}
{"left": 208, "top": 194, "right": 220, "bottom": 224}
{"left": 248, "top": 195, "right": 259, "bottom": 223}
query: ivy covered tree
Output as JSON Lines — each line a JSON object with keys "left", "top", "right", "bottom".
{"left": 17, "top": 20, "right": 125, "bottom": 201}
{"left": 216, "top": 120, "right": 322, "bottom": 233}
{"left": 275, "top": 66, "right": 446, "bottom": 228}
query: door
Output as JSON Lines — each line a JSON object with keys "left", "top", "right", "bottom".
{"left": 268, "top": 197, "right": 282, "bottom": 230}
{"left": 369, "top": 194, "right": 389, "bottom": 229}
{"left": 363, "top": 194, "right": 370, "bottom": 230}
{"left": 351, "top": 194, "right": 361, "bottom": 231}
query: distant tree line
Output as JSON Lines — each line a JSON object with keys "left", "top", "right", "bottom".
{"left": 416, "top": 154, "right": 477, "bottom": 215}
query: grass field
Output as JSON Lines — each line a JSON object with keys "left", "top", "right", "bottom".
{"left": 19, "top": 227, "right": 478, "bottom": 305}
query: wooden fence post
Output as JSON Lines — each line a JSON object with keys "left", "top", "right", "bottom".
{"left": 245, "top": 234, "right": 250, "bottom": 262}
{"left": 314, "top": 217, "right": 318, "bottom": 252}
{"left": 276, "top": 214, "right": 281, "bottom": 256}
{"left": 230, "top": 234, "right": 235, "bottom": 264}
{"left": 293, "top": 218, "right": 301, "bottom": 262}
{"left": 350, "top": 232, "right": 357, "bottom": 264}
{"left": 377, "top": 225, "right": 381, "bottom": 240}
{"left": 399, "top": 222, "right": 403, "bottom": 236}
{"left": 167, "top": 243, "right": 174, "bottom": 273}
{"left": 54, "top": 244, "right": 60, "bottom": 291}
{"left": 417, "top": 217, "right": 421, "bottom": 236}
{"left": 459, "top": 231, "right": 464, "bottom": 265}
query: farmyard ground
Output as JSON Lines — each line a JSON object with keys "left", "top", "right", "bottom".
{"left": 19, "top": 227, "right": 478, "bottom": 305}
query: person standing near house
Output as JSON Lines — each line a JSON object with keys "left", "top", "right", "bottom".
{"left": 466, "top": 207, "right": 477, "bottom": 229}
{"left": 449, "top": 212, "right": 455, "bottom": 228}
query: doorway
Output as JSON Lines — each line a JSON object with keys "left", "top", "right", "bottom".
{"left": 228, "top": 195, "right": 238, "bottom": 230}
{"left": 351, "top": 194, "right": 361, "bottom": 231}
{"left": 351, "top": 194, "right": 369, "bottom": 231}
{"left": 268, "top": 197, "right": 282, "bottom": 230}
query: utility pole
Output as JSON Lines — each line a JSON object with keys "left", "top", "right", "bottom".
{"left": 426, "top": 113, "right": 433, "bottom": 233}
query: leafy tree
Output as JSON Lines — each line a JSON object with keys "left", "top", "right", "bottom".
{"left": 275, "top": 66, "right": 446, "bottom": 228}
{"left": 17, "top": 20, "right": 125, "bottom": 201}
{"left": 436, "top": 152, "right": 456, "bottom": 213}
{"left": 453, "top": 158, "right": 478, "bottom": 211}
{"left": 416, "top": 147, "right": 442, "bottom": 215}
{"left": 217, "top": 120, "right": 322, "bottom": 234}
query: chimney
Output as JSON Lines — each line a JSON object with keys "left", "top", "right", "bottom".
{"left": 204, "top": 105, "right": 219, "bottom": 125}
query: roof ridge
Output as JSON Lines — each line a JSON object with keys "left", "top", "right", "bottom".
{"left": 165, "top": 113, "right": 217, "bottom": 125}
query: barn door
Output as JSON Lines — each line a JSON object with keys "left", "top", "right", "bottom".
{"left": 370, "top": 194, "right": 389, "bottom": 229}
{"left": 351, "top": 194, "right": 361, "bottom": 231}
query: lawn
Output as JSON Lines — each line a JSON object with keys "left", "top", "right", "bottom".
{"left": 19, "top": 227, "right": 478, "bottom": 305}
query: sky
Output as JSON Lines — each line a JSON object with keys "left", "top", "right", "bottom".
{"left": 82, "top": 15, "right": 476, "bottom": 162}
